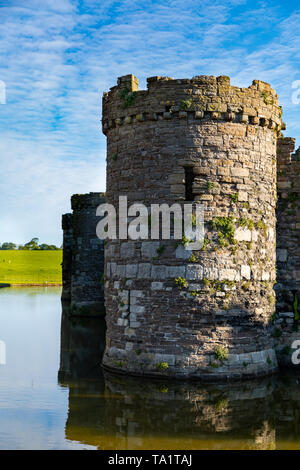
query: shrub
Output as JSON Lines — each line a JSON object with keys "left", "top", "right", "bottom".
{"left": 230, "top": 192, "right": 239, "bottom": 203}
{"left": 212, "top": 217, "right": 236, "bottom": 246}
{"left": 119, "top": 87, "right": 137, "bottom": 108}
{"left": 156, "top": 362, "right": 169, "bottom": 371}
{"left": 181, "top": 99, "right": 193, "bottom": 110}
{"left": 214, "top": 346, "right": 229, "bottom": 362}
{"left": 174, "top": 277, "right": 188, "bottom": 289}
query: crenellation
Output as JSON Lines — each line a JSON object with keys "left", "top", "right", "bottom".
{"left": 102, "top": 74, "right": 283, "bottom": 139}
{"left": 293, "top": 146, "right": 300, "bottom": 161}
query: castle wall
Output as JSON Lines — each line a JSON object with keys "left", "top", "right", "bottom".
{"left": 274, "top": 138, "right": 300, "bottom": 366}
{"left": 61, "top": 192, "right": 106, "bottom": 316}
{"left": 101, "top": 74, "right": 283, "bottom": 379}
{"left": 61, "top": 213, "right": 73, "bottom": 302}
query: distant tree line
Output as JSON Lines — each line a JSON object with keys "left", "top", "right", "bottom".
{"left": 0, "top": 238, "right": 62, "bottom": 250}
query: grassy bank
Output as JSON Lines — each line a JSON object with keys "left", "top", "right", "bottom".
{"left": 0, "top": 250, "right": 62, "bottom": 285}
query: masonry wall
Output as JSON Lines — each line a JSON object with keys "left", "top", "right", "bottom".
{"left": 61, "top": 192, "right": 106, "bottom": 316}
{"left": 61, "top": 213, "right": 73, "bottom": 302}
{"left": 101, "top": 74, "right": 283, "bottom": 380}
{"left": 275, "top": 138, "right": 300, "bottom": 366}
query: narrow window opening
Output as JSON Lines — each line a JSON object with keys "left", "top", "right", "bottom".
{"left": 184, "top": 166, "right": 195, "bottom": 201}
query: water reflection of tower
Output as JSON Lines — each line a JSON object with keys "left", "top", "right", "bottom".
{"left": 58, "top": 308, "right": 107, "bottom": 448}
{"left": 58, "top": 310, "right": 277, "bottom": 451}
{"left": 58, "top": 309, "right": 300, "bottom": 450}
{"left": 100, "top": 373, "right": 277, "bottom": 450}
{"left": 58, "top": 308, "right": 106, "bottom": 381}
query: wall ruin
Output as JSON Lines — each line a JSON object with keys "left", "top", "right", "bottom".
{"left": 61, "top": 192, "right": 105, "bottom": 316}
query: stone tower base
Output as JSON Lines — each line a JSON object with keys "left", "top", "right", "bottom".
{"left": 102, "top": 346, "right": 277, "bottom": 381}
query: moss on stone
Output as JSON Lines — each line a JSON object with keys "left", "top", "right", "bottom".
{"left": 214, "top": 346, "right": 229, "bottom": 362}
{"left": 190, "top": 290, "right": 200, "bottom": 297}
{"left": 242, "top": 281, "right": 251, "bottom": 290}
{"left": 212, "top": 217, "right": 236, "bottom": 246}
{"left": 214, "top": 397, "right": 228, "bottom": 411}
{"left": 174, "top": 277, "right": 188, "bottom": 289}
{"left": 156, "top": 362, "right": 169, "bottom": 370}
{"left": 181, "top": 99, "right": 193, "bottom": 110}
{"left": 119, "top": 87, "right": 137, "bottom": 108}
{"left": 201, "top": 237, "right": 210, "bottom": 251}
{"left": 189, "top": 253, "right": 198, "bottom": 263}
{"left": 230, "top": 192, "right": 239, "bottom": 203}
{"left": 256, "top": 220, "right": 268, "bottom": 237}
{"left": 238, "top": 217, "right": 254, "bottom": 230}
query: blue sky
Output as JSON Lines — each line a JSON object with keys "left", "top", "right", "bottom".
{"left": 0, "top": 0, "right": 299, "bottom": 245}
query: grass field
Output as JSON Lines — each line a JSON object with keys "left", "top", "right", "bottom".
{"left": 0, "top": 250, "right": 62, "bottom": 285}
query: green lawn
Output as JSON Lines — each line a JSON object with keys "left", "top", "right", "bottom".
{"left": 0, "top": 250, "right": 62, "bottom": 285}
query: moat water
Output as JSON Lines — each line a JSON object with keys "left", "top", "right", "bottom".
{"left": 1, "top": 287, "right": 300, "bottom": 450}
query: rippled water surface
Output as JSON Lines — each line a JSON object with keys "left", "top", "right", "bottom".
{"left": 0, "top": 287, "right": 300, "bottom": 450}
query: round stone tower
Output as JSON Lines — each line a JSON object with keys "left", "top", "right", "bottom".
{"left": 101, "top": 74, "right": 283, "bottom": 380}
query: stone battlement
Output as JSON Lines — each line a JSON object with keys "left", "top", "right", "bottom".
{"left": 71, "top": 192, "right": 106, "bottom": 210}
{"left": 102, "top": 74, "right": 283, "bottom": 135}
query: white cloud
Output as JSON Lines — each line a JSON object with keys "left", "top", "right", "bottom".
{"left": 0, "top": 134, "right": 105, "bottom": 245}
{"left": 0, "top": 1, "right": 299, "bottom": 243}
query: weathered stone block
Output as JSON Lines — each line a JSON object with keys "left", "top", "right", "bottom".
{"left": 151, "top": 265, "right": 168, "bottom": 279}
{"left": 151, "top": 281, "right": 164, "bottom": 290}
{"left": 241, "top": 265, "right": 251, "bottom": 280}
{"left": 130, "top": 305, "right": 145, "bottom": 314}
{"left": 154, "top": 353, "right": 176, "bottom": 366}
{"left": 120, "top": 242, "right": 135, "bottom": 259}
{"left": 125, "top": 264, "right": 138, "bottom": 278}
{"left": 167, "top": 266, "right": 186, "bottom": 278}
{"left": 186, "top": 265, "right": 203, "bottom": 280}
{"left": 231, "top": 167, "right": 249, "bottom": 178}
{"left": 137, "top": 263, "right": 152, "bottom": 279}
{"left": 235, "top": 227, "right": 252, "bottom": 242}
{"left": 116, "top": 264, "right": 126, "bottom": 277}
{"left": 141, "top": 241, "right": 160, "bottom": 259}
{"left": 175, "top": 245, "right": 192, "bottom": 259}
{"left": 219, "top": 269, "right": 239, "bottom": 281}
{"left": 277, "top": 249, "right": 287, "bottom": 262}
